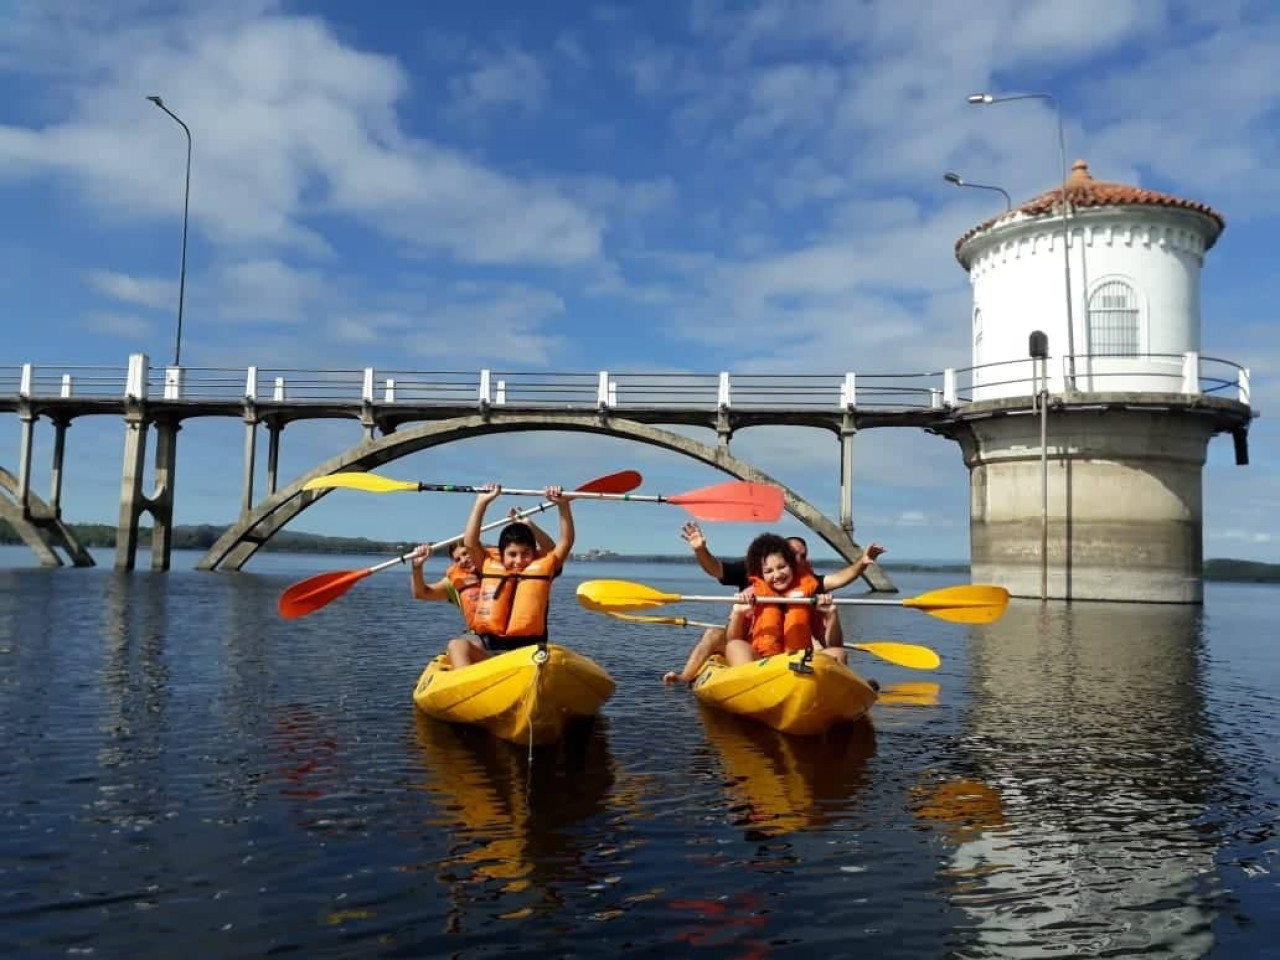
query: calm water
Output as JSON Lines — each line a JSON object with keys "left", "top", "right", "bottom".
{"left": 2, "top": 548, "right": 1278, "bottom": 958}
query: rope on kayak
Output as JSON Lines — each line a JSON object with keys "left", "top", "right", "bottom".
{"left": 526, "top": 647, "right": 546, "bottom": 765}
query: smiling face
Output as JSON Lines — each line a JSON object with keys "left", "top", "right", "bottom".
{"left": 501, "top": 541, "right": 535, "bottom": 572}
{"left": 760, "top": 551, "right": 795, "bottom": 592}
{"left": 449, "top": 543, "right": 475, "bottom": 572}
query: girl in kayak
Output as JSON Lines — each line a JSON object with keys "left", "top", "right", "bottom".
{"left": 663, "top": 523, "right": 883, "bottom": 682}
{"left": 723, "top": 533, "right": 886, "bottom": 667}
{"left": 458, "top": 482, "right": 576, "bottom": 667}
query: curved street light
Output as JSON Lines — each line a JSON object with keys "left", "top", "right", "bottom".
{"left": 943, "top": 171, "right": 1012, "bottom": 211}
{"left": 967, "top": 92, "right": 1077, "bottom": 389}
{"left": 146, "top": 95, "right": 192, "bottom": 368}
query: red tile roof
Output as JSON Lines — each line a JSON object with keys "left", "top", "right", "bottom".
{"left": 955, "top": 160, "right": 1225, "bottom": 264}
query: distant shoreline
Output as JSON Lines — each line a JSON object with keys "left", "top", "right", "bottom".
{"left": 1, "top": 520, "right": 1276, "bottom": 583}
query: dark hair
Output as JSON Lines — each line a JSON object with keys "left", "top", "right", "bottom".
{"left": 498, "top": 522, "right": 536, "bottom": 552}
{"left": 746, "top": 533, "right": 796, "bottom": 578}
{"left": 786, "top": 536, "right": 808, "bottom": 550}
{"left": 449, "top": 542, "right": 469, "bottom": 561}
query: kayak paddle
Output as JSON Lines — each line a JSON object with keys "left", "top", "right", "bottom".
{"left": 602, "top": 610, "right": 941, "bottom": 669}
{"left": 277, "top": 470, "right": 642, "bottom": 619}
{"left": 577, "top": 579, "right": 1010, "bottom": 625}
{"left": 302, "top": 474, "right": 784, "bottom": 523}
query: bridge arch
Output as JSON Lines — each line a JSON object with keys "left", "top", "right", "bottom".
{"left": 198, "top": 413, "right": 894, "bottom": 591}
{"left": 0, "top": 465, "right": 94, "bottom": 567}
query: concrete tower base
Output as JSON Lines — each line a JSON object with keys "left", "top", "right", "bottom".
{"left": 942, "top": 395, "right": 1251, "bottom": 604}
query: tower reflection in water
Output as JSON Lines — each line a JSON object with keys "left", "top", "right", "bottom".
{"left": 412, "top": 714, "right": 642, "bottom": 931}
{"left": 914, "top": 600, "right": 1221, "bottom": 958}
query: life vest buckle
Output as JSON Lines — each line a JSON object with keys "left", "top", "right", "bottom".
{"left": 788, "top": 649, "right": 816, "bottom": 675}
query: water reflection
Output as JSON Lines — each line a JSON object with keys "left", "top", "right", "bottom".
{"left": 411, "top": 714, "right": 639, "bottom": 932}
{"left": 926, "top": 601, "right": 1221, "bottom": 958}
{"left": 698, "top": 706, "right": 876, "bottom": 839}
{"left": 95, "top": 573, "right": 172, "bottom": 831}
{"left": 877, "top": 680, "right": 942, "bottom": 708}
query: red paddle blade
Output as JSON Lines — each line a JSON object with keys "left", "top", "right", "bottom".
{"left": 578, "top": 470, "right": 642, "bottom": 494}
{"left": 278, "top": 568, "right": 371, "bottom": 619}
{"left": 667, "top": 481, "right": 785, "bottom": 522}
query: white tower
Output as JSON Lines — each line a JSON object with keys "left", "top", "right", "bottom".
{"left": 944, "top": 161, "right": 1251, "bottom": 603}
{"left": 956, "top": 159, "right": 1224, "bottom": 399}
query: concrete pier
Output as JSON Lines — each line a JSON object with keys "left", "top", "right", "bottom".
{"left": 943, "top": 394, "right": 1252, "bottom": 603}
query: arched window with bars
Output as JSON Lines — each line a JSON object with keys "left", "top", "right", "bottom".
{"left": 1088, "top": 279, "right": 1142, "bottom": 356}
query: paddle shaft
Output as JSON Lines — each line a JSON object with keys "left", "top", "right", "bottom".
{"left": 671, "top": 594, "right": 913, "bottom": 607}
{"left": 370, "top": 498, "right": 563, "bottom": 574}
{"left": 408, "top": 484, "right": 717, "bottom": 505}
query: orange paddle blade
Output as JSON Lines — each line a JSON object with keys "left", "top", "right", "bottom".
{"left": 278, "top": 568, "right": 371, "bottom": 619}
{"left": 579, "top": 470, "right": 642, "bottom": 494}
{"left": 667, "top": 481, "right": 785, "bottom": 522}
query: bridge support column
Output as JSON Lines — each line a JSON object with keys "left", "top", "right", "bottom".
{"left": 115, "top": 409, "right": 149, "bottom": 571}
{"left": 266, "top": 420, "right": 282, "bottom": 495}
{"left": 241, "top": 412, "right": 257, "bottom": 517}
{"left": 838, "top": 417, "right": 855, "bottom": 538}
{"left": 17, "top": 404, "right": 36, "bottom": 519}
{"left": 149, "top": 418, "right": 180, "bottom": 572}
{"left": 716, "top": 409, "right": 732, "bottom": 452}
{"left": 49, "top": 416, "right": 69, "bottom": 518}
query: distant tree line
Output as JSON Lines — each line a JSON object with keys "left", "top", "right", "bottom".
{"left": 1, "top": 520, "right": 1277, "bottom": 582}
{"left": 0, "top": 520, "right": 412, "bottom": 556}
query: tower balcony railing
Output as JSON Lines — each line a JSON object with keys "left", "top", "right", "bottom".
{"left": 1, "top": 352, "right": 1253, "bottom": 412}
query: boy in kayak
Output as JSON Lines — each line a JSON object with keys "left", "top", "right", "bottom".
{"left": 663, "top": 523, "right": 884, "bottom": 682}
{"left": 409, "top": 509, "right": 556, "bottom": 666}
{"left": 455, "top": 482, "right": 576, "bottom": 667}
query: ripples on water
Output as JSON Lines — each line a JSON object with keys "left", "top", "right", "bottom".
{"left": 0, "top": 551, "right": 1278, "bottom": 958}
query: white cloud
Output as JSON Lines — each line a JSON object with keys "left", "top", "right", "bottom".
{"left": 214, "top": 259, "right": 331, "bottom": 323}
{"left": 0, "top": 11, "right": 604, "bottom": 267}
{"left": 84, "top": 312, "right": 152, "bottom": 338}
{"left": 449, "top": 48, "right": 549, "bottom": 114}
{"left": 85, "top": 270, "right": 174, "bottom": 310}
{"left": 1209, "top": 528, "right": 1274, "bottom": 544}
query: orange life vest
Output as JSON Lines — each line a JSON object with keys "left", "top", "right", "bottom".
{"left": 748, "top": 570, "right": 822, "bottom": 657}
{"left": 470, "top": 548, "right": 558, "bottom": 639}
{"left": 444, "top": 562, "right": 481, "bottom": 630}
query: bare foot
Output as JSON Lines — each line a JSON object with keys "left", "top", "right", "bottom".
{"left": 662, "top": 671, "right": 683, "bottom": 685}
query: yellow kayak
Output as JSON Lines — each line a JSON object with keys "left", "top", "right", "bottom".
{"left": 691, "top": 649, "right": 879, "bottom": 735}
{"left": 413, "top": 642, "right": 615, "bottom": 745}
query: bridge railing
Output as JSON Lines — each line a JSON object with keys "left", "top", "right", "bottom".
{"left": 948, "top": 352, "right": 1251, "bottom": 405}
{"left": 7, "top": 352, "right": 1253, "bottom": 411}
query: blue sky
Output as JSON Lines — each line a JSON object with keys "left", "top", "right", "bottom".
{"left": 1, "top": 0, "right": 1277, "bottom": 563}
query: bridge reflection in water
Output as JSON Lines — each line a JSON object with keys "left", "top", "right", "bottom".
{"left": 913, "top": 600, "right": 1221, "bottom": 958}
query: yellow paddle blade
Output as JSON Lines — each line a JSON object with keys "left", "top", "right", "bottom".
{"left": 850, "top": 642, "right": 941, "bottom": 670}
{"left": 301, "top": 472, "right": 419, "bottom": 494}
{"left": 576, "top": 579, "right": 683, "bottom": 612}
{"left": 905, "top": 584, "right": 1009, "bottom": 624}
{"left": 604, "top": 611, "right": 689, "bottom": 627}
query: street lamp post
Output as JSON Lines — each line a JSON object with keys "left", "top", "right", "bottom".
{"left": 146, "top": 95, "right": 191, "bottom": 368}
{"left": 943, "top": 171, "right": 1012, "bottom": 211}
{"left": 967, "top": 92, "right": 1077, "bottom": 389}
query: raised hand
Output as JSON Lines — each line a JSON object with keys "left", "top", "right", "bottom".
{"left": 410, "top": 543, "right": 433, "bottom": 568}
{"left": 680, "top": 521, "right": 706, "bottom": 551}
